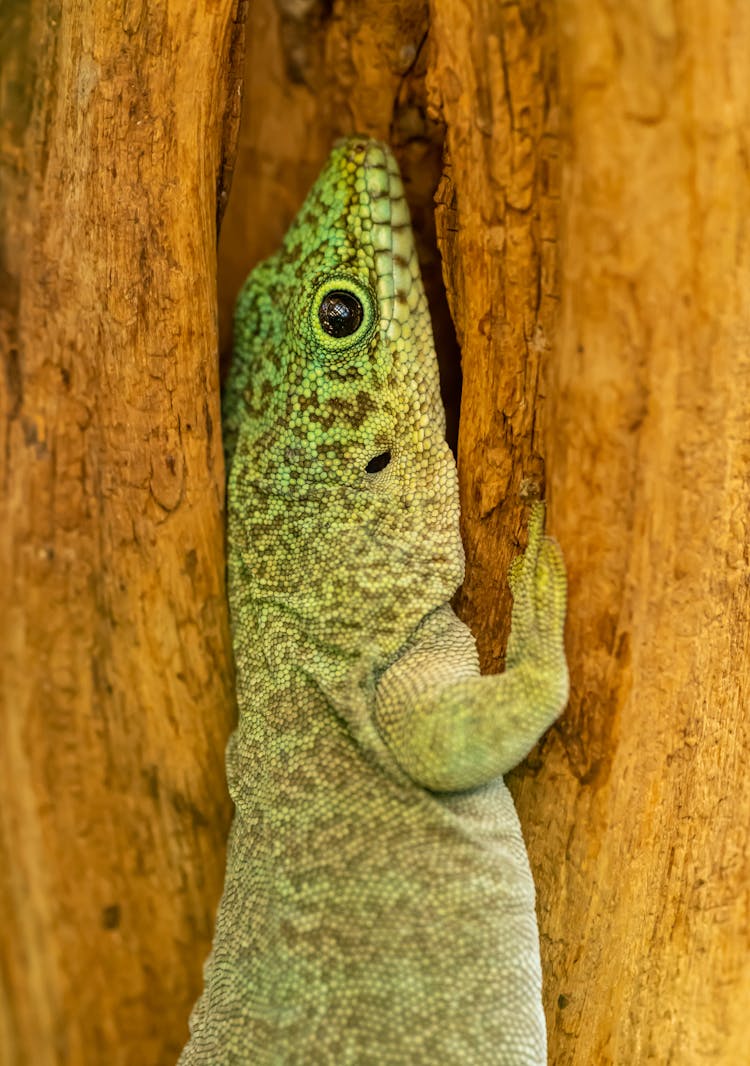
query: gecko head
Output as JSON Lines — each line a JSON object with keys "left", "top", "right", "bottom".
{"left": 230, "top": 138, "right": 451, "bottom": 499}
{"left": 227, "top": 138, "right": 463, "bottom": 637}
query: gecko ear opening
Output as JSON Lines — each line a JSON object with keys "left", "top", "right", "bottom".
{"left": 365, "top": 450, "right": 391, "bottom": 474}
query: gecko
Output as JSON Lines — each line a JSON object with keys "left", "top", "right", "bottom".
{"left": 179, "top": 136, "right": 568, "bottom": 1065}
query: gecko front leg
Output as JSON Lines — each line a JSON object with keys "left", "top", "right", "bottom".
{"left": 375, "top": 502, "right": 568, "bottom": 792}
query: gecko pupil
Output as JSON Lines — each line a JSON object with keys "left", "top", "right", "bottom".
{"left": 319, "top": 291, "right": 363, "bottom": 338}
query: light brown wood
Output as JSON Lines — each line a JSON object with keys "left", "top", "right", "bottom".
{"left": 0, "top": 2, "right": 242, "bottom": 1062}
{"left": 428, "top": 0, "right": 560, "bottom": 664}
{"left": 514, "top": 3, "right": 750, "bottom": 1061}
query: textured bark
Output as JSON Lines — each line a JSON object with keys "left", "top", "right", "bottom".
{"left": 514, "top": 3, "right": 750, "bottom": 1062}
{"left": 0, "top": 2, "right": 242, "bottom": 1064}
{"left": 430, "top": 3, "right": 750, "bottom": 1061}
{"left": 428, "top": 0, "right": 560, "bottom": 665}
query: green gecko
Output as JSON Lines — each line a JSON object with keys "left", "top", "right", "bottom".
{"left": 180, "top": 137, "right": 568, "bottom": 1065}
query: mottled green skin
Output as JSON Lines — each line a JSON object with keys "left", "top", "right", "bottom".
{"left": 180, "top": 138, "right": 568, "bottom": 1065}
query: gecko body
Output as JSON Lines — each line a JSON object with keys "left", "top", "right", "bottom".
{"left": 180, "top": 137, "right": 568, "bottom": 1065}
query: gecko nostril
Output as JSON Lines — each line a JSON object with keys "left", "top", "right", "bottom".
{"left": 365, "top": 450, "right": 391, "bottom": 474}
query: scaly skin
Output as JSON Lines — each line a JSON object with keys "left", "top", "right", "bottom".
{"left": 180, "top": 137, "right": 568, "bottom": 1065}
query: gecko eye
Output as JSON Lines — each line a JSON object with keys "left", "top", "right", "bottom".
{"left": 318, "top": 291, "right": 363, "bottom": 338}
{"left": 310, "top": 276, "right": 375, "bottom": 359}
{"left": 365, "top": 450, "right": 391, "bottom": 474}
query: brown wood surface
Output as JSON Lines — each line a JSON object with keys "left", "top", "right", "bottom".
{"left": 513, "top": 3, "right": 750, "bottom": 1061}
{"left": 429, "top": 0, "right": 560, "bottom": 664}
{"left": 0, "top": 1, "right": 242, "bottom": 1063}
{"left": 2, "top": 0, "right": 748, "bottom": 1062}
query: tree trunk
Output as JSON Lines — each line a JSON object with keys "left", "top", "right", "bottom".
{"left": 0, "top": 2, "right": 242, "bottom": 1063}
{"left": 3, "top": 0, "right": 748, "bottom": 1063}
{"left": 514, "top": 3, "right": 750, "bottom": 1062}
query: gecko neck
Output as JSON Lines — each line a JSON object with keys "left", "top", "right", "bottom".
{"left": 227, "top": 476, "right": 464, "bottom": 692}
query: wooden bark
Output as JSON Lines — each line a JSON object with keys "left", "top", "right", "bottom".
{"left": 514, "top": 3, "right": 750, "bottom": 1061}
{"left": 428, "top": 0, "right": 560, "bottom": 664}
{"left": 0, "top": 2, "right": 242, "bottom": 1063}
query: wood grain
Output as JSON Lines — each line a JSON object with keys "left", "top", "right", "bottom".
{"left": 514, "top": 2, "right": 750, "bottom": 1061}
{"left": 428, "top": 0, "right": 561, "bottom": 666}
{"left": 0, "top": 1, "right": 242, "bottom": 1062}
{"left": 429, "top": 3, "right": 750, "bottom": 1060}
